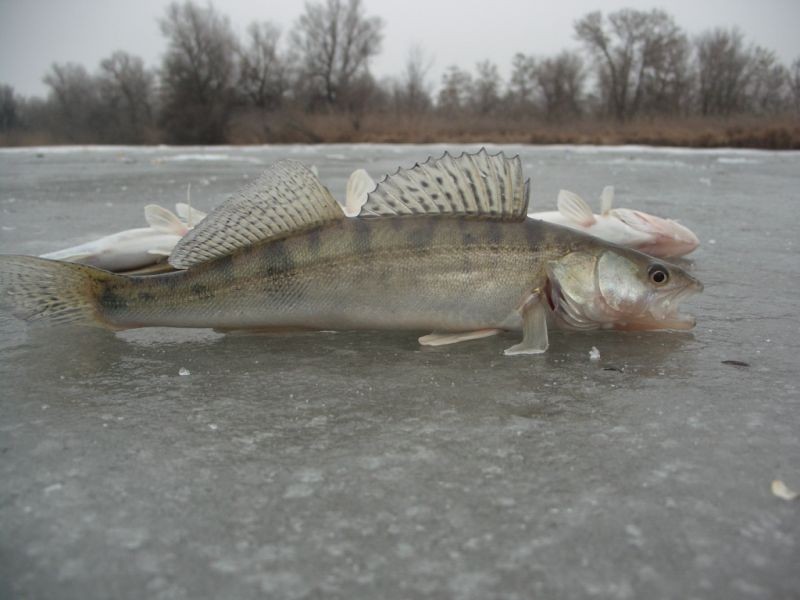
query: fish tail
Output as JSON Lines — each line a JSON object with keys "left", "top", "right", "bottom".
{"left": 0, "top": 255, "right": 126, "bottom": 329}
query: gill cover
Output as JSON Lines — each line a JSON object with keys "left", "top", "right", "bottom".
{"left": 546, "top": 252, "right": 603, "bottom": 329}
{"left": 548, "top": 250, "right": 653, "bottom": 329}
{"left": 548, "top": 250, "right": 658, "bottom": 329}
{"left": 595, "top": 252, "right": 650, "bottom": 315}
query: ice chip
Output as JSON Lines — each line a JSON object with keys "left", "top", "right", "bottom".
{"left": 771, "top": 480, "right": 798, "bottom": 501}
{"left": 589, "top": 346, "right": 601, "bottom": 361}
{"left": 178, "top": 367, "right": 190, "bottom": 376}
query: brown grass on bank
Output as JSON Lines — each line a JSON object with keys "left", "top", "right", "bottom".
{"left": 226, "top": 111, "right": 800, "bottom": 149}
{"left": 3, "top": 112, "right": 799, "bottom": 149}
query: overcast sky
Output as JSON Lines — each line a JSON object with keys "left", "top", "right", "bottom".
{"left": 1, "top": 0, "right": 799, "bottom": 97}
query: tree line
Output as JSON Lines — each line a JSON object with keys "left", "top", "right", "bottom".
{"left": 1, "top": 0, "right": 799, "bottom": 145}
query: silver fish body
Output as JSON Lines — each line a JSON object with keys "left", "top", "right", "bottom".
{"left": 103, "top": 217, "right": 575, "bottom": 332}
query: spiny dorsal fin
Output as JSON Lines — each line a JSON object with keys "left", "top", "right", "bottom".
{"left": 169, "top": 160, "right": 343, "bottom": 269}
{"left": 359, "top": 149, "right": 529, "bottom": 220}
{"left": 344, "top": 169, "right": 376, "bottom": 217}
{"left": 600, "top": 186, "right": 615, "bottom": 215}
{"left": 557, "top": 190, "right": 595, "bottom": 227}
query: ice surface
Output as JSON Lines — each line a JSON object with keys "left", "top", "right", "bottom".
{"left": 1, "top": 145, "right": 799, "bottom": 599}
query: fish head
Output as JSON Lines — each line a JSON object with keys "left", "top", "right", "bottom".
{"left": 608, "top": 208, "right": 700, "bottom": 258}
{"left": 546, "top": 247, "right": 703, "bottom": 331}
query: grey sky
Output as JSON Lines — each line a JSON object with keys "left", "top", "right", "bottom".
{"left": 1, "top": 0, "right": 799, "bottom": 97}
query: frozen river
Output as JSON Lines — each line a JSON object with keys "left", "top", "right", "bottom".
{"left": 0, "top": 144, "right": 798, "bottom": 599}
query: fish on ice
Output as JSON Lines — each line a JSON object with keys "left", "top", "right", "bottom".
{"left": 528, "top": 187, "right": 700, "bottom": 258}
{"left": 0, "top": 150, "right": 702, "bottom": 355}
{"left": 40, "top": 202, "right": 207, "bottom": 272}
{"left": 345, "top": 170, "right": 699, "bottom": 258}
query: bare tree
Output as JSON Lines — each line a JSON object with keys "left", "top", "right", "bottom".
{"left": 507, "top": 53, "right": 537, "bottom": 114}
{"left": 694, "top": 28, "right": 752, "bottom": 116}
{"left": 745, "top": 47, "right": 789, "bottom": 115}
{"left": 791, "top": 57, "right": 800, "bottom": 114}
{"left": 437, "top": 65, "right": 472, "bottom": 112}
{"left": 158, "top": 1, "right": 238, "bottom": 143}
{"left": 43, "top": 62, "right": 101, "bottom": 141}
{"left": 470, "top": 60, "right": 501, "bottom": 114}
{"left": 0, "top": 84, "right": 19, "bottom": 133}
{"left": 392, "top": 45, "right": 433, "bottom": 114}
{"left": 534, "top": 51, "right": 584, "bottom": 120}
{"left": 640, "top": 32, "right": 691, "bottom": 115}
{"left": 575, "top": 9, "right": 689, "bottom": 120}
{"left": 97, "top": 51, "right": 155, "bottom": 142}
{"left": 290, "top": 0, "right": 383, "bottom": 109}
{"left": 238, "top": 22, "right": 288, "bottom": 110}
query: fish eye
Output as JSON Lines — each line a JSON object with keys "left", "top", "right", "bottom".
{"left": 648, "top": 264, "right": 670, "bottom": 285}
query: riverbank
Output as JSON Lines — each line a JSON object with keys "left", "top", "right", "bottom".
{"left": 2, "top": 113, "right": 799, "bottom": 150}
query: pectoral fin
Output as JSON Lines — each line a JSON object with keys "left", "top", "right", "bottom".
{"left": 504, "top": 291, "right": 549, "bottom": 355}
{"left": 419, "top": 329, "right": 501, "bottom": 346}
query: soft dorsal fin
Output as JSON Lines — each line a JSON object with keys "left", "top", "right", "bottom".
{"left": 169, "top": 160, "right": 343, "bottom": 269}
{"left": 344, "top": 169, "right": 376, "bottom": 217}
{"left": 600, "top": 186, "right": 615, "bottom": 215}
{"left": 359, "top": 149, "right": 529, "bottom": 220}
{"left": 144, "top": 204, "right": 187, "bottom": 235}
{"left": 175, "top": 202, "right": 208, "bottom": 228}
{"left": 557, "top": 190, "right": 595, "bottom": 227}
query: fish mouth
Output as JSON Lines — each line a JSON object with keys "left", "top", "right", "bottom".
{"left": 611, "top": 280, "right": 703, "bottom": 331}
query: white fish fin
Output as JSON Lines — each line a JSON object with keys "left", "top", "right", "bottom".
{"left": 557, "top": 190, "right": 596, "bottom": 227}
{"left": 169, "top": 160, "right": 343, "bottom": 270}
{"left": 175, "top": 202, "right": 208, "bottom": 227}
{"left": 144, "top": 204, "right": 187, "bottom": 235}
{"left": 419, "top": 328, "right": 501, "bottom": 346}
{"left": 360, "top": 148, "right": 529, "bottom": 220}
{"left": 504, "top": 291, "right": 549, "bottom": 355}
{"left": 146, "top": 249, "right": 173, "bottom": 256}
{"left": 600, "top": 186, "right": 615, "bottom": 215}
{"left": 118, "top": 262, "right": 176, "bottom": 276}
{"left": 40, "top": 249, "right": 94, "bottom": 263}
{"left": 344, "top": 169, "right": 376, "bottom": 217}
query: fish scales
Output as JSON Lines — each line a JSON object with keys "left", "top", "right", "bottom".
{"left": 102, "top": 217, "right": 573, "bottom": 332}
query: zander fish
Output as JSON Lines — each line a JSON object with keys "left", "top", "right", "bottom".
{"left": 345, "top": 170, "right": 700, "bottom": 258}
{"left": 0, "top": 150, "right": 702, "bottom": 355}
{"left": 40, "top": 202, "right": 207, "bottom": 272}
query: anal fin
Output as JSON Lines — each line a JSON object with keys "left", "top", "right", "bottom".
{"left": 504, "top": 291, "right": 549, "bottom": 355}
{"left": 419, "top": 329, "right": 501, "bottom": 346}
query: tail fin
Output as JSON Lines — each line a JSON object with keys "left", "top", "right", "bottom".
{"left": 0, "top": 255, "right": 123, "bottom": 329}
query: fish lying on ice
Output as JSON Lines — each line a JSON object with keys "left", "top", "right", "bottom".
{"left": 528, "top": 187, "right": 700, "bottom": 258}
{"left": 345, "top": 170, "right": 700, "bottom": 258}
{"left": 0, "top": 150, "right": 702, "bottom": 355}
{"left": 40, "top": 202, "right": 207, "bottom": 272}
